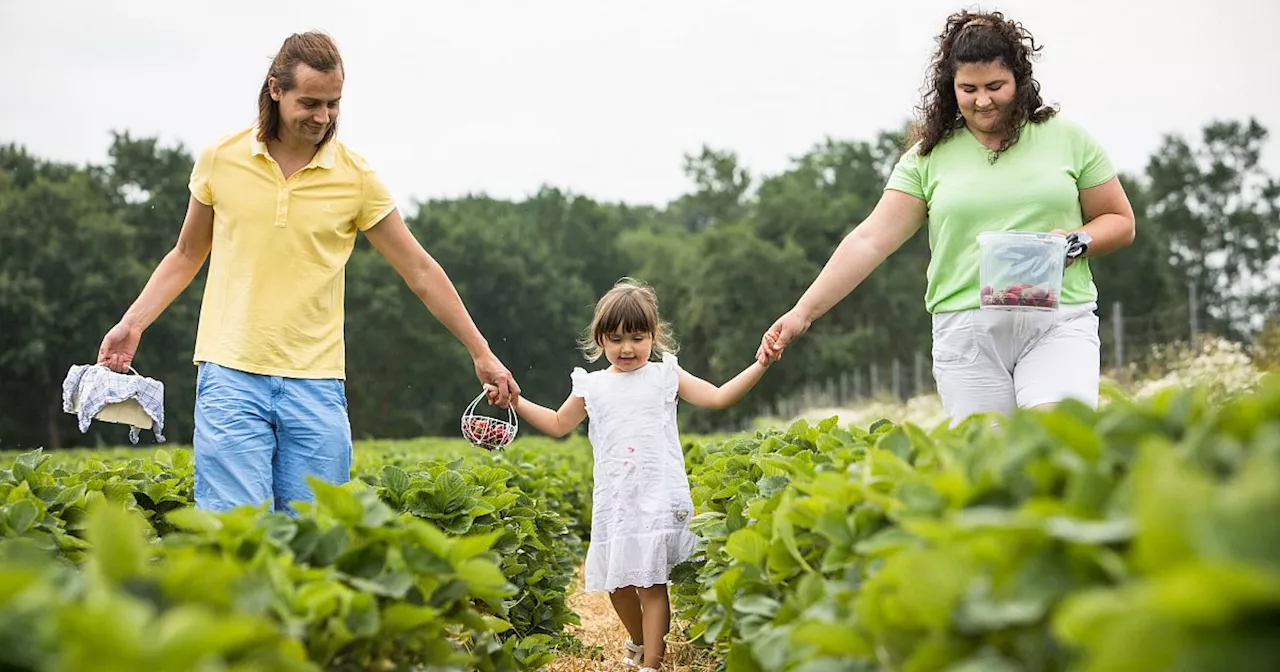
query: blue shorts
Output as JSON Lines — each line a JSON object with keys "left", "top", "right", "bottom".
{"left": 192, "top": 361, "right": 352, "bottom": 513}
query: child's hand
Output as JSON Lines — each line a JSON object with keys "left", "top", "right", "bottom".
{"left": 483, "top": 383, "right": 501, "bottom": 405}
{"left": 759, "top": 332, "right": 784, "bottom": 367}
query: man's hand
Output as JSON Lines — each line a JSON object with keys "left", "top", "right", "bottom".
{"left": 755, "top": 309, "right": 812, "bottom": 365}
{"left": 474, "top": 351, "right": 520, "bottom": 408}
{"left": 98, "top": 321, "right": 143, "bottom": 373}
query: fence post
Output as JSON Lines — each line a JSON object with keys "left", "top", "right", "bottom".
{"left": 892, "top": 358, "right": 902, "bottom": 400}
{"left": 1113, "top": 301, "right": 1124, "bottom": 375}
{"left": 913, "top": 351, "right": 924, "bottom": 397}
{"left": 1189, "top": 281, "right": 1199, "bottom": 351}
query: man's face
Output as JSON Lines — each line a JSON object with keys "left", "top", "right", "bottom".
{"left": 270, "top": 63, "right": 343, "bottom": 146}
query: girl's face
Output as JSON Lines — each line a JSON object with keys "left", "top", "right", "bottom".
{"left": 602, "top": 328, "right": 654, "bottom": 372}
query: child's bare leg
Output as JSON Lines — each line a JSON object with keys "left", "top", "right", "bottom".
{"left": 637, "top": 584, "right": 671, "bottom": 669}
{"left": 608, "top": 586, "right": 646, "bottom": 646}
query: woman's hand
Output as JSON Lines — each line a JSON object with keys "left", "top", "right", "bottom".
{"left": 1049, "top": 229, "right": 1076, "bottom": 266}
{"left": 755, "top": 309, "right": 812, "bottom": 364}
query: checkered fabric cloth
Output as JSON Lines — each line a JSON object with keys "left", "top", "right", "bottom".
{"left": 61, "top": 364, "right": 166, "bottom": 444}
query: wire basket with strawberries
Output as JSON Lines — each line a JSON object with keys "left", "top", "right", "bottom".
{"left": 460, "top": 389, "right": 518, "bottom": 451}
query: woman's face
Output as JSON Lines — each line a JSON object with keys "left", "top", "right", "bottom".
{"left": 954, "top": 60, "right": 1017, "bottom": 135}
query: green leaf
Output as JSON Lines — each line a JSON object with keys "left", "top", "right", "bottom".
{"left": 434, "top": 471, "right": 469, "bottom": 509}
{"left": 86, "top": 504, "right": 148, "bottom": 585}
{"left": 456, "top": 558, "right": 513, "bottom": 598}
{"left": 165, "top": 507, "right": 223, "bottom": 534}
{"left": 725, "top": 528, "right": 769, "bottom": 568}
{"left": 733, "top": 594, "right": 781, "bottom": 617}
{"left": 305, "top": 526, "right": 349, "bottom": 566}
{"left": 382, "top": 603, "right": 440, "bottom": 634}
{"left": 1038, "top": 411, "right": 1104, "bottom": 462}
{"left": 6, "top": 500, "right": 38, "bottom": 535}
{"left": 943, "top": 651, "right": 1025, "bottom": 672}
{"left": 15, "top": 448, "right": 49, "bottom": 473}
{"left": 772, "top": 492, "right": 814, "bottom": 572}
{"left": 153, "top": 607, "right": 275, "bottom": 670}
{"left": 1043, "top": 516, "right": 1132, "bottom": 545}
{"left": 102, "top": 481, "right": 135, "bottom": 503}
{"left": 792, "top": 621, "right": 868, "bottom": 657}
{"left": 309, "top": 479, "right": 364, "bottom": 526}
{"left": 344, "top": 591, "right": 380, "bottom": 638}
{"left": 54, "top": 483, "right": 87, "bottom": 506}
{"left": 725, "top": 641, "right": 765, "bottom": 672}
{"left": 449, "top": 530, "right": 503, "bottom": 563}
{"left": 757, "top": 475, "right": 790, "bottom": 499}
{"left": 380, "top": 465, "right": 411, "bottom": 496}
{"left": 484, "top": 615, "right": 513, "bottom": 634}
{"left": 442, "top": 513, "right": 476, "bottom": 535}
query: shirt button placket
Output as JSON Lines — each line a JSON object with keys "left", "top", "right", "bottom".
{"left": 277, "top": 188, "right": 289, "bottom": 228}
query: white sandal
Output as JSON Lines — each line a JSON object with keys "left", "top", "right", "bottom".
{"left": 622, "top": 638, "right": 644, "bottom": 667}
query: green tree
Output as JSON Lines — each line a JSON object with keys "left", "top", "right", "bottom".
{"left": 0, "top": 146, "right": 148, "bottom": 448}
{"left": 748, "top": 131, "right": 932, "bottom": 383}
{"left": 1144, "top": 118, "right": 1280, "bottom": 337}
{"left": 667, "top": 146, "right": 752, "bottom": 231}
{"left": 100, "top": 133, "right": 207, "bottom": 444}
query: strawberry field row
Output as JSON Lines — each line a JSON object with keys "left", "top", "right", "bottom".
{"left": 0, "top": 437, "right": 595, "bottom": 671}
{"left": 669, "top": 375, "right": 1280, "bottom": 671}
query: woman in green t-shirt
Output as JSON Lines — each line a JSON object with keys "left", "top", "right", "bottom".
{"left": 755, "top": 9, "right": 1137, "bottom": 426}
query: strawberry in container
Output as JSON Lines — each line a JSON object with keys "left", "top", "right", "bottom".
{"left": 977, "top": 231, "right": 1067, "bottom": 312}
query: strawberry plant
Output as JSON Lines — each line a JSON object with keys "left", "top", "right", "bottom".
{"left": 0, "top": 435, "right": 597, "bottom": 670}
{"left": 671, "top": 373, "right": 1280, "bottom": 671}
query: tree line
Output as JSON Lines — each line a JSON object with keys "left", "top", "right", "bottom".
{"left": 2, "top": 118, "right": 1277, "bottom": 448}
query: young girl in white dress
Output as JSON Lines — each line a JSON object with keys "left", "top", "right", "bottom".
{"left": 488, "top": 278, "right": 774, "bottom": 671}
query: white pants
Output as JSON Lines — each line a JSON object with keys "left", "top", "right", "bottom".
{"left": 931, "top": 302, "right": 1100, "bottom": 426}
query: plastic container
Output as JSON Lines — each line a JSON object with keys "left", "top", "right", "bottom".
{"left": 977, "top": 231, "right": 1067, "bottom": 311}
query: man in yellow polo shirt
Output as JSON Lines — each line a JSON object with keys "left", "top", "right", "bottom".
{"left": 96, "top": 31, "right": 520, "bottom": 513}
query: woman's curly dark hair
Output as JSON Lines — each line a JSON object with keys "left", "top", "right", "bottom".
{"left": 909, "top": 9, "right": 1057, "bottom": 160}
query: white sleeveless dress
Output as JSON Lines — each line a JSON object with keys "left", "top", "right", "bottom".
{"left": 572, "top": 353, "right": 698, "bottom": 592}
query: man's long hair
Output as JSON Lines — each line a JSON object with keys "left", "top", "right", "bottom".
{"left": 256, "top": 32, "right": 344, "bottom": 145}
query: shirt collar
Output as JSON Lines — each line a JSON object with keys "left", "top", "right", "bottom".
{"left": 249, "top": 127, "right": 337, "bottom": 170}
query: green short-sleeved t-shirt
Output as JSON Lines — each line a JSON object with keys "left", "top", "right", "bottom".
{"left": 885, "top": 116, "right": 1116, "bottom": 314}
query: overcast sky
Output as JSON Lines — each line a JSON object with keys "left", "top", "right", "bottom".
{"left": 3, "top": 0, "right": 1278, "bottom": 211}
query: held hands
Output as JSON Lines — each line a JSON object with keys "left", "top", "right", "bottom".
{"left": 474, "top": 351, "right": 520, "bottom": 408}
{"left": 755, "top": 309, "right": 811, "bottom": 366}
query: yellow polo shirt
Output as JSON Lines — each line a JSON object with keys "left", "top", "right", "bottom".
{"left": 188, "top": 127, "right": 396, "bottom": 379}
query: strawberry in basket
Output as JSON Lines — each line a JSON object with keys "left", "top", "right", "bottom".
{"left": 461, "top": 389, "right": 518, "bottom": 450}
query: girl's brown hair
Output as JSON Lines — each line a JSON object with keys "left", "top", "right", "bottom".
{"left": 578, "top": 278, "right": 679, "bottom": 363}
{"left": 256, "top": 32, "right": 344, "bottom": 145}
{"left": 909, "top": 9, "right": 1057, "bottom": 160}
